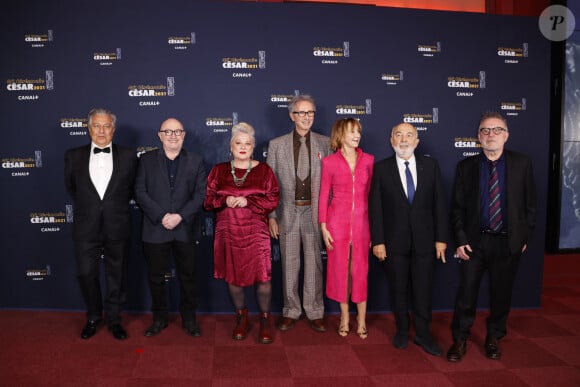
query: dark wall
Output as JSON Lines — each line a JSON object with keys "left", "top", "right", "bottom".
{"left": 0, "top": 0, "right": 550, "bottom": 313}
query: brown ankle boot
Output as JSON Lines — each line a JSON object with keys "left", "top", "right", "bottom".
{"left": 232, "top": 308, "right": 248, "bottom": 340}
{"left": 259, "top": 312, "right": 273, "bottom": 344}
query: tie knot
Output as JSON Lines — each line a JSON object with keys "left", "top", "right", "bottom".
{"left": 299, "top": 136, "right": 306, "bottom": 144}
{"left": 404, "top": 161, "right": 409, "bottom": 167}
{"left": 94, "top": 147, "right": 110, "bottom": 154}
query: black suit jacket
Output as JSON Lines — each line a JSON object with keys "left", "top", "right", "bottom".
{"left": 369, "top": 154, "right": 448, "bottom": 255}
{"left": 64, "top": 144, "right": 137, "bottom": 241}
{"left": 134, "top": 148, "right": 206, "bottom": 244}
{"left": 451, "top": 150, "right": 536, "bottom": 254}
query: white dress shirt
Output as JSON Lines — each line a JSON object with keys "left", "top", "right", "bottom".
{"left": 89, "top": 142, "right": 113, "bottom": 200}
{"left": 395, "top": 154, "right": 417, "bottom": 198}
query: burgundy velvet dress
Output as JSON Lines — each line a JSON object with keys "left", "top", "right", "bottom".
{"left": 204, "top": 161, "right": 279, "bottom": 287}
{"left": 319, "top": 148, "right": 374, "bottom": 303}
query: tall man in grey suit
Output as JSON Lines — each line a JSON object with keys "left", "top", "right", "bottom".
{"left": 134, "top": 118, "right": 206, "bottom": 338}
{"left": 267, "top": 94, "right": 331, "bottom": 332}
{"left": 447, "top": 112, "right": 536, "bottom": 362}
{"left": 369, "top": 122, "right": 448, "bottom": 356}
{"left": 65, "top": 108, "right": 137, "bottom": 340}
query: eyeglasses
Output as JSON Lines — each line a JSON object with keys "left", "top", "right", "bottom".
{"left": 292, "top": 110, "right": 316, "bottom": 117}
{"left": 159, "top": 129, "right": 185, "bottom": 136}
{"left": 479, "top": 127, "right": 507, "bottom": 135}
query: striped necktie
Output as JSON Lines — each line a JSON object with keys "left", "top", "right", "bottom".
{"left": 489, "top": 160, "right": 503, "bottom": 231}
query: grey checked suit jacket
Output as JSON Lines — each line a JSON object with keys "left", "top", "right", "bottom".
{"left": 266, "top": 130, "right": 331, "bottom": 233}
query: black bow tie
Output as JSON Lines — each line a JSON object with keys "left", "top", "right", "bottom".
{"left": 93, "top": 147, "right": 111, "bottom": 154}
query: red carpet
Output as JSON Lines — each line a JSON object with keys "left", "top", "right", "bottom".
{"left": 1, "top": 254, "right": 579, "bottom": 386}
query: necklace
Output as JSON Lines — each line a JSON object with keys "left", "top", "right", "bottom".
{"left": 230, "top": 160, "right": 252, "bottom": 187}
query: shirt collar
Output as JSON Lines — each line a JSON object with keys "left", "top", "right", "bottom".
{"left": 395, "top": 154, "right": 416, "bottom": 168}
{"left": 293, "top": 130, "right": 310, "bottom": 142}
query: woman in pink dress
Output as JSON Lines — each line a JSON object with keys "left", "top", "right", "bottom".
{"left": 319, "top": 118, "right": 374, "bottom": 339}
{"left": 204, "top": 122, "right": 279, "bottom": 344}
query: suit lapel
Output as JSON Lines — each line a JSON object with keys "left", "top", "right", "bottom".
{"left": 504, "top": 150, "right": 515, "bottom": 214}
{"left": 82, "top": 145, "right": 102, "bottom": 198}
{"left": 102, "top": 144, "right": 118, "bottom": 199}
{"left": 310, "top": 133, "right": 320, "bottom": 177}
{"left": 156, "top": 149, "right": 170, "bottom": 189}
{"left": 285, "top": 134, "right": 296, "bottom": 191}
{"left": 174, "top": 150, "right": 188, "bottom": 190}
{"left": 469, "top": 155, "right": 481, "bottom": 208}
{"left": 415, "top": 156, "right": 424, "bottom": 197}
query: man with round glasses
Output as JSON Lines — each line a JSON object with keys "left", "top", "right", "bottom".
{"left": 135, "top": 117, "right": 207, "bottom": 338}
{"left": 267, "top": 94, "right": 331, "bottom": 333}
{"left": 447, "top": 111, "right": 537, "bottom": 362}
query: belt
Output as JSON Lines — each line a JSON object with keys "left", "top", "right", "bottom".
{"left": 481, "top": 229, "right": 508, "bottom": 236}
{"left": 295, "top": 200, "right": 311, "bottom": 206}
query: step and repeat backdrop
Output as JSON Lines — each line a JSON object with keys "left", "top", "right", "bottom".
{"left": 0, "top": 0, "right": 549, "bottom": 313}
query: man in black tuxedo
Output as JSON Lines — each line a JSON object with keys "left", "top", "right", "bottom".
{"left": 447, "top": 112, "right": 536, "bottom": 362}
{"left": 369, "top": 122, "right": 448, "bottom": 356}
{"left": 134, "top": 118, "right": 206, "bottom": 338}
{"left": 64, "top": 108, "right": 137, "bottom": 340}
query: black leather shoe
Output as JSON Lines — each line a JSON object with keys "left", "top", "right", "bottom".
{"left": 413, "top": 336, "right": 442, "bottom": 356}
{"left": 447, "top": 339, "right": 467, "bottom": 362}
{"left": 81, "top": 319, "right": 102, "bottom": 339}
{"left": 183, "top": 320, "right": 201, "bottom": 337}
{"left": 144, "top": 321, "right": 168, "bottom": 337}
{"left": 108, "top": 324, "right": 128, "bottom": 340}
{"left": 485, "top": 336, "right": 502, "bottom": 360}
{"left": 393, "top": 332, "right": 409, "bottom": 349}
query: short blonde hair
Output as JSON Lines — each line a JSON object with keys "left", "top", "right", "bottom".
{"left": 230, "top": 122, "right": 255, "bottom": 145}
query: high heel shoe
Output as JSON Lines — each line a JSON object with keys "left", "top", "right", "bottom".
{"left": 356, "top": 319, "right": 368, "bottom": 340}
{"left": 338, "top": 317, "right": 350, "bottom": 337}
{"left": 357, "top": 326, "right": 368, "bottom": 339}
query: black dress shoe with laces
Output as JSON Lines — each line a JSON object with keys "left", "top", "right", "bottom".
{"left": 108, "top": 324, "right": 128, "bottom": 340}
{"left": 81, "top": 319, "right": 102, "bottom": 339}
{"left": 485, "top": 336, "right": 502, "bottom": 360}
{"left": 144, "top": 321, "right": 168, "bottom": 337}
{"left": 447, "top": 339, "right": 467, "bottom": 362}
{"left": 182, "top": 320, "right": 201, "bottom": 337}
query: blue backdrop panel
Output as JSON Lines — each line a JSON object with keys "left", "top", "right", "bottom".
{"left": 0, "top": 1, "right": 549, "bottom": 314}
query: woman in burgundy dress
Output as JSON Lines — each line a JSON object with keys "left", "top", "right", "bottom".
{"left": 204, "top": 122, "right": 279, "bottom": 344}
{"left": 319, "top": 118, "right": 374, "bottom": 339}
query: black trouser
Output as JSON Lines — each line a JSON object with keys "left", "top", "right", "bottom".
{"left": 74, "top": 238, "right": 129, "bottom": 326}
{"left": 451, "top": 233, "right": 521, "bottom": 340}
{"left": 143, "top": 240, "right": 197, "bottom": 322}
{"left": 383, "top": 250, "right": 435, "bottom": 339}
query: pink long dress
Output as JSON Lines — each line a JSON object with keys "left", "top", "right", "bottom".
{"left": 319, "top": 148, "right": 374, "bottom": 303}
{"left": 204, "top": 162, "right": 279, "bottom": 287}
